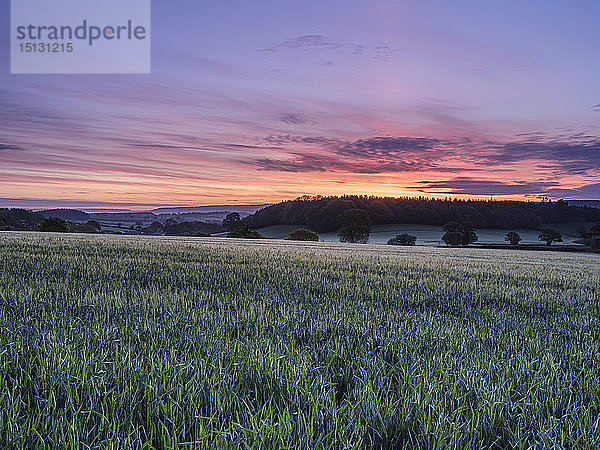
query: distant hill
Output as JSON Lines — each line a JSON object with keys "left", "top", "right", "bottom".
{"left": 567, "top": 200, "right": 600, "bottom": 209}
{"left": 41, "top": 209, "right": 90, "bottom": 222}
{"left": 74, "top": 205, "right": 272, "bottom": 227}
{"left": 151, "top": 205, "right": 269, "bottom": 215}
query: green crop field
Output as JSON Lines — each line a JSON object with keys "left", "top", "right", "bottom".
{"left": 257, "top": 223, "right": 587, "bottom": 246}
{"left": 1, "top": 232, "right": 599, "bottom": 448}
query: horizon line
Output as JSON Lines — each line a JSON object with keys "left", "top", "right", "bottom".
{"left": 2, "top": 196, "right": 599, "bottom": 214}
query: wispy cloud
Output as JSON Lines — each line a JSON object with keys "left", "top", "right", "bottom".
{"left": 261, "top": 35, "right": 363, "bottom": 54}
{"left": 545, "top": 183, "right": 600, "bottom": 200}
{"left": 254, "top": 153, "right": 429, "bottom": 174}
{"left": 0, "top": 143, "right": 23, "bottom": 151}
{"left": 411, "top": 178, "right": 559, "bottom": 196}
{"left": 412, "top": 178, "right": 600, "bottom": 200}
{"left": 251, "top": 133, "right": 600, "bottom": 188}
{"left": 336, "top": 136, "right": 445, "bottom": 158}
{"left": 255, "top": 135, "right": 459, "bottom": 173}
{"left": 0, "top": 197, "right": 186, "bottom": 210}
{"left": 263, "top": 134, "right": 342, "bottom": 147}
{"left": 482, "top": 137, "right": 600, "bottom": 176}
{"left": 280, "top": 113, "right": 318, "bottom": 125}
{"left": 260, "top": 34, "right": 407, "bottom": 63}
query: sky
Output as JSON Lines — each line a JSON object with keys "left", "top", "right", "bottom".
{"left": 1, "top": 0, "right": 600, "bottom": 209}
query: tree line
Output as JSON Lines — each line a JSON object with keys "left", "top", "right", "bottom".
{"left": 245, "top": 196, "right": 600, "bottom": 232}
{"left": 0, "top": 208, "right": 220, "bottom": 236}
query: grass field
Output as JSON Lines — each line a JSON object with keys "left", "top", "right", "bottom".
{"left": 1, "top": 232, "right": 599, "bottom": 448}
{"left": 257, "top": 223, "right": 586, "bottom": 246}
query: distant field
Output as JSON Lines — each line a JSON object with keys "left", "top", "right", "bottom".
{"left": 258, "top": 223, "right": 586, "bottom": 246}
{"left": 1, "top": 233, "right": 599, "bottom": 447}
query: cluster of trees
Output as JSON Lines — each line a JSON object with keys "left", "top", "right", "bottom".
{"left": 504, "top": 225, "right": 598, "bottom": 248}
{"left": 0, "top": 208, "right": 220, "bottom": 237}
{"left": 503, "top": 229, "right": 563, "bottom": 246}
{"left": 222, "top": 213, "right": 264, "bottom": 239}
{"left": 441, "top": 222, "right": 478, "bottom": 246}
{"left": 245, "top": 196, "right": 600, "bottom": 232}
{"left": 0, "top": 210, "right": 102, "bottom": 234}
{"left": 35, "top": 217, "right": 101, "bottom": 233}
{"left": 0, "top": 208, "right": 46, "bottom": 231}
{"left": 140, "top": 219, "right": 220, "bottom": 236}
{"left": 35, "top": 217, "right": 70, "bottom": 232}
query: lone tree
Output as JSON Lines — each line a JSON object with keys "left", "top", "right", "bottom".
{"left": 222, "top": 212, "right": 242, "bottom": 231}
{"left": 35, "top": 217, "right": 70, "bottom": 233}
{"left": 538, "top": 228, "right": 562, "bottom": 246}
{"left": 286, "top": 228, "right": 319, "bottom": 241}
{"left": 337, "top": 209, "right": 371, "bottom": 244}
{"left": 388, "top": 234, "right": 417, "bottom": 246}
{"left": 505, "top": 232, "right": 522, "bottom": 246}
{"left": 441, "top": 221, "right": 478, "bottom": 247}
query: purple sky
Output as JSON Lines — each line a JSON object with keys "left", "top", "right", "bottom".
{"left": 1, "top": 0, "right": 600, "bottom": 209}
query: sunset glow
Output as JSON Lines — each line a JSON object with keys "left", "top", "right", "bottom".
{"left": 2, "top": 0, "right": 599, "bottom": 209}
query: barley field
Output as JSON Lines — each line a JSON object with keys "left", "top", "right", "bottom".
{"left": 0, "top": 232, "right": 599, "bottom": 448}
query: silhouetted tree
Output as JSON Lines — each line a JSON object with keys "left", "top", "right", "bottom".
{"left": 442, "top": 221, "right": 478, "bottom": 246}
{"left": 388, "top": 234, "right": 417, "bottom": 246}
{"left": 286, "top": 228, "right": 319, "bottom": 241}
{"left": 145, "top": 222, "right": 164, "bottom": 235}
{"left": 36, "top": 217, "right": 70, "bottom": 233}
{"left": 505, "top": 232, "right": 522, "bottom": 245}
{"left": 538, "top": 229, "right": 562, "bottom": 246}
{"left": 222, "top": 212, "right": 242, "bottom": 231}
{"left": 337, "top": 209, "right": 371, "bottom": 244}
